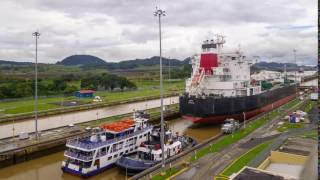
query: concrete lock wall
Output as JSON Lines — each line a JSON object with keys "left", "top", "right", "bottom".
{"left": 258, "top": 151, "right": 307, "bottom": 170}
{"left": 299, "top": 144, "right": 317, "bottom": 180}
{"left": 269, "top": 151, "right": 307, "bottom": 165}
{"left": 257, "top": 158, "right": 271, "bottom": 169}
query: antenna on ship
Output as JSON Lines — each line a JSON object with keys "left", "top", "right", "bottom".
{"left": 154, "top": 6, "right": 166, "bottom": 173}
{"left": 215, "top": 34, "right": 225, "bottom": 53}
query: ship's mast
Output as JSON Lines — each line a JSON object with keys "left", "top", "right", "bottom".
{"left": 215, "top": 34, "right": 225, "bottom": 53}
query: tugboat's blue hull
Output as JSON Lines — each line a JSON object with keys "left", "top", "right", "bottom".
{"left": 116, "top": 156, "right": 157, "bottom": 176}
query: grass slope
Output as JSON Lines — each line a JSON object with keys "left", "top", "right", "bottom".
{"left": 0, "top": 80, "right": 184, "bottom": 115}
{"left": 220, "top": 141, "right": 272, "bottom": 176}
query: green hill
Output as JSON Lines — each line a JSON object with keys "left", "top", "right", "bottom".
{"left": 56, "top": 55, "right": 107, "bottom": 66}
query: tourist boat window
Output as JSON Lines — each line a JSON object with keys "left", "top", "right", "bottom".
{"left": 85, "top": 161, "right": 92, "bottom": 168}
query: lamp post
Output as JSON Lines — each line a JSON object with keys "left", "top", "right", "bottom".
{"left": 243, "top": 112, "right": 246, "bottom": 129}
{"left": 125, "top": 166, "right": 128, "bottom": 180}
{"left": 154, "top": 7, "right": 166, "bottom": 171}
{"left": 12, "top": 119, "right": 15, "bottom": 139}
{"left": 293, "top": 49, "right": 297, "bottom": 98}
{"left": 32, "top": 31, "right": 40, "bottom": 140}
{"left": 169, "top": 56, "right": 171, "bottom": 105}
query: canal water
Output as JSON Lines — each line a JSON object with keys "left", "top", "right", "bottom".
{"left": 0, "top": 118, "right": 220, "bottom": 180}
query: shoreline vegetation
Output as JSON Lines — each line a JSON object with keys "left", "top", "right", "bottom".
{"left": 0, "top": 80, "right": 184, "bottom": 118}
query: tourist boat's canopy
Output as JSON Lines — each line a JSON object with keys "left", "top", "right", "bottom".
{"left": 100, "top": 119, "right": 135, "bottom": 133}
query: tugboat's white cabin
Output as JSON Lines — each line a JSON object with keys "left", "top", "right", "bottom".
{"left": 137, "top": 140, "right": 182, "bottom": 161}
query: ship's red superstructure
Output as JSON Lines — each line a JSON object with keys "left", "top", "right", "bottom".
{"left": 199, "top": 53, "right": 218, "bottom": 74}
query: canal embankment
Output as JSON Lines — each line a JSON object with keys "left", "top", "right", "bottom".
{"left": 0, "top": 96, "right": 179, "bottom": 139}
{"left": 0, "top": 93, "right": 179, "bottom": 123}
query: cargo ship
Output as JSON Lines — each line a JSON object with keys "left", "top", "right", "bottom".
{"left": 179, "top": 35, "right": 297, "bottom": 124}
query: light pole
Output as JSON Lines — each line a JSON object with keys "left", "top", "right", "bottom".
{"left": 33, "top": 31, "right": 40, "bottom": 140}
{"left": 125, "top": 166, "right": 128, "bottom": 180}
{"left": 293, "top": 49, "right": 297, "bottom": 98}
{"left": 168, "top": 56, "right": 171, "bottom": 105}
{"left": 243, "top": 112, "right": 246, "bottom": 129}
{"left": 154, "top": 7, "right": 166, "bottom": 171}
{"left": 12, "top": 118, "right": 15, "bottom": 139}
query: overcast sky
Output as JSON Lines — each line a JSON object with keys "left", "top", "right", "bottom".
{"left": 0, "top": 0, "right": 317, "bottom": 65}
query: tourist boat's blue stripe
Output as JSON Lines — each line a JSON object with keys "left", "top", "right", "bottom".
{"left": 61, "top": 163, "right": 114, "bottom": 178}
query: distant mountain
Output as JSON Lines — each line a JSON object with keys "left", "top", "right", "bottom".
{"left": 57, "top": 55, "right": 188, "bottom": 71}
{"left": 251, "top": 61, "right": 317, "bottom": 72}
{"left": 56, "top": 55, "right": 188, "bottom": 69}
{"left": 0, "top": 60, "right": 32, "bottom": 66}
{"left": 103, "top": 56, "right": 189, "bottom": 70}
{"left": 56, "top": 55, "right": 107, "bottom": 66}
{"left": 2, "top": 56, "right": 316, "bottom": 72}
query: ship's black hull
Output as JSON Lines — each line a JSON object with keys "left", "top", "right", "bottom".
{"left": 179, "top": 85, "right": 296, "bottom": 124}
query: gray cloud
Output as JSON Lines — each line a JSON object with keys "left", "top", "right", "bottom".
{"left": 0, "top": 0, "right": 317, "bottom": 65}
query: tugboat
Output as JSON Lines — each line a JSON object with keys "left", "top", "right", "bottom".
{"left": 115, "top": 125, "right": 196, "bottom": 175}
{"left": 179, "top": 35, "right": 297, "bottom": 124}
{"left": 61, "top": 111, "right": 152, "bottom": 177}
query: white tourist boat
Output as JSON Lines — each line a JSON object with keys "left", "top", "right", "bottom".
{"left": 61, "top": 111, "right": 152, "bottom": 177}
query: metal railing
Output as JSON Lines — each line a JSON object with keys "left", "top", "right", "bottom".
{"left": 66, "top": 127, "right": 152, "bottom": 150}
{"left": 64, "top": 150, "right": 93, "bottom": 161}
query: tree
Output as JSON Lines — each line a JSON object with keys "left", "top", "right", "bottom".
{"left": 51, "top": 79, "right": 67, "bottom": 92}
{"left": 64, "top": 85, "right": 79, "bottom": 95}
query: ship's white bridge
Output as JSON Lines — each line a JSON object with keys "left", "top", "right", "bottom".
{"left": 186, "top": 37, "right": 261, "bottom": 98}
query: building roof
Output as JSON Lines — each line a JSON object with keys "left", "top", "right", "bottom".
{"left": 79, "top": 90, "right": 96, "bottom": 94}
